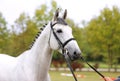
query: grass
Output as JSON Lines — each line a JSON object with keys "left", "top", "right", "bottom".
{"left": 49, "top": 71, "right": 120, "bottom": 81}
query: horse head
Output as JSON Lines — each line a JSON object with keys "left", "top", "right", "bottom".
{"left": 49, "top": 9, "right": 81, "bottom": 61}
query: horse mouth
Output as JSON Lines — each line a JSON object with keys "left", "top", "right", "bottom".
{"left": 67, "top": 53, "right": 80, "bottom": 61}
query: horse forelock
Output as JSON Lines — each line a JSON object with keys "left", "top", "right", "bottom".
{"left": 29, "top": 17, "right": 67, "bottom": 49}
{"left": 56, "top": 18, "right": 67, "bottom": 25}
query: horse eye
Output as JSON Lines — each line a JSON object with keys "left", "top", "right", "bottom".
{"left": 57, "top": 29, "right": 63, "bottom": 33}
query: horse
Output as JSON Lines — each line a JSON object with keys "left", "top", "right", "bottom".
{"left": 0, "top": 9, "right": 81, "bottom": 81}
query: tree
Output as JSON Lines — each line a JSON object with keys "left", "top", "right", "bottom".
{"left": 0, "top": 12, "right": 10, "bottom": 53}
{"left": 10, "top": 13, "right": 38, "bottom": 56}
{"left": 85, "top": 6, "right": 120, "bottom": 70}
{"left": 33, "top": 0, "right": 58, "bottom": 27}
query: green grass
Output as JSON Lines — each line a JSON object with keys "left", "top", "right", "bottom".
{"left": 49, "top": 71, "right": 120, "bottom": 81}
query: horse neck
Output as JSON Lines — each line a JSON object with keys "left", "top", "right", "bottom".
{"left": 24, "top": 23, "right": 53, "bottom": 79}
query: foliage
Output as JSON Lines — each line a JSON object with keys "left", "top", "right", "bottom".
{"left": 0, "top": 1, "right": 120, "bottom": 70}
{"left": 85, "top": 6, "right": 120, "bottom": 69}
{"left": 10, "top": 14, "right": 38, "bottom": 56}
{"left": 0, "top": 13, "right": 10, "bottom": 53}
{"left": 33, "top": 0, "right": 58, "bottom": 27}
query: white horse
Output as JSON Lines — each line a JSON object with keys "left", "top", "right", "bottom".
{"left": 0, "top": 9, "right": 81, "bottom": 81}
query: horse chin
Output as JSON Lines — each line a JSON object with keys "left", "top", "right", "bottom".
{"left": 57, "top": 48, "right": 80, "bottom": 61}
{"left": 68, "top": 54, "right": 80, "bottom": 61}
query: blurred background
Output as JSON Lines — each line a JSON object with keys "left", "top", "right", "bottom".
{"left": 0, "top": 0, "right": 120, "bottom": 81}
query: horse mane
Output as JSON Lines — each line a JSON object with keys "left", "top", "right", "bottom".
{"left": 29, "top": 23, "right": 47, "bottom": 49}
{"left": 29, "top": 17, "right": 67, "bottom": 49}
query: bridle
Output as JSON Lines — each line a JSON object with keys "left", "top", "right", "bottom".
{"left": 49, "top": 22, "right": 107, "bottom": 81}
{"left": 50, "top": 22, "right": 75, "bottom": 52}
{"left": 50, "top": 22, "right": 78, "bottom": 81}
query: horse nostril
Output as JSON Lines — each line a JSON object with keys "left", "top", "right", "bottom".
{"left": 74, "top": 51, "right": 81, "bottom": 56}
{"left": 74, "top": 51, "right": 77, "bottom": 55}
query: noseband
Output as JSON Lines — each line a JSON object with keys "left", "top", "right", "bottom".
{"left": 50, "top": 22, "right": 75, "bottom": 52}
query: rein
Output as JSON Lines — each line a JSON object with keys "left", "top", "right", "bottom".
{"left": 63, "top": 49, "right": 107, "bottom": 81}
{"left": 80, "top": 56, "right": 107, "bottom": 81}
{"left": 63, "top": 49, "right": 78, "bottom": 81}
{"left": 50, "top": 22, "right": 106, "bottom": 81}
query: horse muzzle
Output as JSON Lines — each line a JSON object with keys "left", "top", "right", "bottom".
{"left": 65, "top": 48, "right": 81, "bottom": 61}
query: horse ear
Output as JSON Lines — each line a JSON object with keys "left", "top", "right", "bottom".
{"left": 63, "top": 9, "right": 67, "bottom": 20}
{"left": 53, "top": 8, "right": 59, "bottom": 21}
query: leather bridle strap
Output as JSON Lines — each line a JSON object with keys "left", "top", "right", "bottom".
{"left": 50, "top": 22, "right": 78, "bottom": 81}
{"left": 80, "top": 56, "right": 107, "bottom": 81}
{"left": 63, "top": 50, "right": 78, "bottom": 81}
{"left": 50, "top": 22, "right": 75, "bottom": 51}
{"left": 50, "top": 22, "right": 63, "bottom": 50}
{"left": 63, "top": 38, "right": 75, "bottom": 48}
